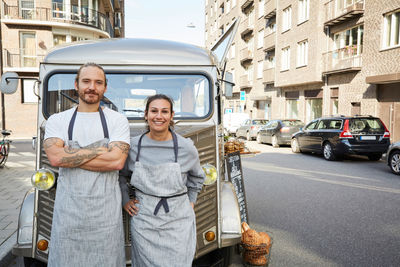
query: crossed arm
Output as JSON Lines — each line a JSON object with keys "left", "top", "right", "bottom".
{"left": 44, "top": 137, "right": 130, "bottom": 172}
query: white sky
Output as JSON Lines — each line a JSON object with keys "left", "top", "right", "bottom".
{"left": 124, "top": 1, "right": 206, "bottom": 47}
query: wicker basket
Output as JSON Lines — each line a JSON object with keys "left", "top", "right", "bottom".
{"left": 241, "top": 240, "right": 272, "bottom": 267}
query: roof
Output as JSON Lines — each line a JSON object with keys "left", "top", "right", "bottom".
{"left": 44, "top": 38, "right": 217, "bottom": 66}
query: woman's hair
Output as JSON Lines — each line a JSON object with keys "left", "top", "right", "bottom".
{"left": 144, "top": 94, "right": 175, "bottom": 130}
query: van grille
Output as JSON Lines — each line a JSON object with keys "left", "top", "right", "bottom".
{"left": 36, "top": 126, "right": 219, "bottom": 261}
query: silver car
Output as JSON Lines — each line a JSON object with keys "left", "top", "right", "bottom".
{"left": 387, "top": 141, "right": 400, "bottom": 175}
{"left": 236, "top": 119, "right": 268, "bottom": 140}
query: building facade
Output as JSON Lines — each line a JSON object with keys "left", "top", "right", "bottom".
{"left": 0, "top": 0, "right": 124, "bottom": 138}
{"left": 205, "top": 0, "right": 400, "bottom": 142}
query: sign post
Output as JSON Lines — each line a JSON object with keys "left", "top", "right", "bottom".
{"left": 240, "top": 91, "right": 246, "bottom": 112}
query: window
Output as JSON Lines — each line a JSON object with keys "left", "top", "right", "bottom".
{"left": 257, "top": 30, "right": 264, "bottom": 48}
{"left": 265, "top": 50, "right": 275, "bottom": 68}
{"left": 219, "top": 26, "right": 224, "bottom": 36}
{"left": 20, "top": 0, "right": 35, "bottom": 19}
{"left": 22, "top": 79, "right": 38, "bottom": 103}
{"left": 305, "top": 120, "right": 318, "bottom": 130}
{"left": 247, "top": 65, "right": 254, "bottom": 82}
{"left": 281, "top": 46, "right": 290, "bottom": 71}
{"left": 232, "top": 0, "right": 236, "bottom": 8}
{"left": 306, "top": 99, "right": 322, "bottom": 122}
{"left": 53, "top": 34, "right": 66, "bottom": 46}
{"left": 298, "top": 0, "right": 309, "bottom": 23}
{"left": 282, "top": 6, "right": 292, "bottom": 32}
{"left": 333, "top": 25, "right": 363, "bottom": 59}
{"left": 286, "top": 99, "right": 299, "bottom": 119}
{"left": 257, "top": 61, "right": 263, "bottom": 79}
{"left": 220, "top": 4, "right": 224, "bottom": 15}
{"left": 231, "top": 43, "right": 236, "bottom": 59}
{"left": 226, "top": 0, "right": 231, "bottom": 13}
{"left": 383, "top": 10, "right": 400, "bottom": 49}
{"left": 20, "top": 32, "right": 36, "bottom": 67}
{"left": 259, "top": 0, "right": 265, "bottom": 18}
{"left": 297, "top": 40, "right": 308, "bottom": 67}
{"left": 266, "top": 17, "right": 276, "bottom": 35}
{"left": 205, "top": 13, "right": 208, "bottom": 23}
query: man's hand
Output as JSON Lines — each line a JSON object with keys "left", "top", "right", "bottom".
{"left": 124, "top": 199, "right": 140, "bottom": 216}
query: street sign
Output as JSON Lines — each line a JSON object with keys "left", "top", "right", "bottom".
{"left": 225, "top": 108, "right": 233, "bottom": 114}
{"left": 240, "top": 91, "right": 245, "bottom": 102}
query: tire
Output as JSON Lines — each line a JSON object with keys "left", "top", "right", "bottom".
{"left": 291, "top": 138, "right": 300, "bottom": 153}
{"left": 24, "top": 257, "right": 47, "bottom": 267}
{"left": 221, "top": 245, "right": 234, "bottom": 267}
{"left": 367, "top": 153, "right": 382, "bottom": 161}
{"left": 0, "top": 142, "right": 10, "bottom": 167}
{"left": 246, "top": 131, "right": 251, "bottom": 141}
{"left": 389, "top": 151, "right": 400, "bottom": 175}
{"left": 323, "top": 142, "right": 336, "bottom": 161}
{"left": 256, "top": 133, "right": 262, "bottom": 144}
{"left": 272, "top": 135, "right": 279, "bottom": 148}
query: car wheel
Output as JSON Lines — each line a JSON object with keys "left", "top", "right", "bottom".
{"left": 389, "top": 151, "right": 400, "bottom": 175}
{"left": 323, "top": 142, "right": 336, "bottom": 161}
{"left": 24, "top": 257, "right": 47, "bottom": 267}
{"left": 256, "top": 133, "right": 262, "bottom": 144}
{"left": 291, "top": 138, "right": 300, "bottom": 153}
{"left": 367, "top": 153, "right": 382, "bottom": 161}
{"left": 272, "top": 136, "right": 279, "bottom": 148}
{"left": 246, "top": 131, "right": 251, "bottom": 141}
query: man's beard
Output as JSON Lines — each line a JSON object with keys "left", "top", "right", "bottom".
{"left": 77, "top": 87, "right": 103, "bottom": 104}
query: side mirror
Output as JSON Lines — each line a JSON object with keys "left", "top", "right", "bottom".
{"left": 223, "top": 71, "right": 233, "bottom": 98}
{"left": 0, "top": 72, "right": 19, "bottom": 94}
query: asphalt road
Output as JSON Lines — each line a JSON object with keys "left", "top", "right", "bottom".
{"left": 6, "top": 141, "right": 400, "bottom": 266}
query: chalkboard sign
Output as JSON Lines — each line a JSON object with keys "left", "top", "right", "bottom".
{"left": 226, "top": 151, "right": 248, "bottom": 224}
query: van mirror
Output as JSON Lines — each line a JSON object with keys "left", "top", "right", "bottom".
{"left": 223, "top": 72, "right": 233, "bottom": 98}
{"left": 0, "top": 72, "right": 19, "bottom": 94}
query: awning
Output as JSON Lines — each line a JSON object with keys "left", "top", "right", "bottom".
{"left": 366, "top": 72, "right": 400, "bottom": 84}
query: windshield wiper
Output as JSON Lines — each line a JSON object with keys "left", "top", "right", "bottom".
{"left": 123, "top": 108, "right": 144, "bottom": 113}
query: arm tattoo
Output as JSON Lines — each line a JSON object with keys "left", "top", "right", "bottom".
{"left": 43, "top": 137, "right": 63, "bottom": 150}
{"left": 60, "top": 150, "right": 99, "bottom": 166}
{"left": 109, "top": 142, "right": 130, "bottom": 155}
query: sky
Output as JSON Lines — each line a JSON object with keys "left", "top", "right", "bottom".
{"left": 124, "top": 1, "right": 206, "bottom": 47}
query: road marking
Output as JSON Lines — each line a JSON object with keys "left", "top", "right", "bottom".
{"left": 243, "top": 161, "right": 400, "bottom": 194}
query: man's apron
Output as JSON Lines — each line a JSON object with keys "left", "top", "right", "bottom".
{"left": 130, "top": 132, "right": 196, "bottom": 267}
{"left": 48, "top": 107, "right": 125, "bottom": 267}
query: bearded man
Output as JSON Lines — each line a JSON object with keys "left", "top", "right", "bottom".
{"left": 43, "top": 63, "right": 129, "bottom": 267}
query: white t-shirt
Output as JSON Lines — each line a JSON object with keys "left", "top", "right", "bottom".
{"left": 44, "top": 107, "right": 130, "bottom": 146}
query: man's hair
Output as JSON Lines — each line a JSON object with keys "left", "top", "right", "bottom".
{"left": 75, "top": 62, "right": 107, "bottom": 86}
{"left": 144, "top": 94, "right": 175, "bottom": 130}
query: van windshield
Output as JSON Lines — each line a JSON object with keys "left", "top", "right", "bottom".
{"left": 44, "top": 73, "right": 211, "bottom": 119}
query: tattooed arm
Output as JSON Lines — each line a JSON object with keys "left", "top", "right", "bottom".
{"left": 79, "top": 141, "right": 130, "bottom": 172}
{"left": 44, "top": 137, "right": 108, "bottom": 168}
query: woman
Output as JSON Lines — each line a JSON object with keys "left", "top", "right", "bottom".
{"left": 120, "top": 94, "right": 205, "bottom": 267}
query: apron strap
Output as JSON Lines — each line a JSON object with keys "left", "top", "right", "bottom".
{"left": 154, "top": 198, "right": 169, "bottom": 216}
{"left": 136, "top": 130, "right": 178, "bottom": 162}
{"left": 68, "top": 107, "right": 109, "bottom": 141}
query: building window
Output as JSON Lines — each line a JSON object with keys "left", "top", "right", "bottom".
{"left": 281, "top": 46, "right": 290, "bottom": 71}
{"left": 231, "top": 43, "right": 236, "bottom": 59}
{"left": 226, "top": 0, "right": 231, "bottom": 13}
{"left": 259, "top": 0, "right": 265, "bottom": 18}
{"left": 22, "top": 79, "right": 38, "bottom": 103}
{"left": 383, "top": 10, "right": 400, "bottom": 49}
{"left": 219, "top": 26, "right": 224, "bottom": 36}
{"left": 282, "top": 6, "right": 292, "bottom": 32}
{"left": 257, "top": 61, "right": 263, "bottom": 79}
{"left": 20, "top": 0, "right": 35, "bottom": 19}
{"left": 298, "top": 0, "right": 309, "bottom": 24}
{"left": 265, "top": 50, "right": 275, "bottom": 68}
{"left": 266, "top": 17, "right": 276, "bottom": 35}
{"left": 53, "top": 34, "right": 66, "bottom": 46}
{"left": 333, "top": 25, "right": 363, "bottom": 59}
{"left": 20, "top": 32, "right": 36, "bottom": 67}
{"left": 331, "top": 87, "right": 339, "bottom": 115}
{"left": 287, "top": 99, "right": 299, "bottom": 119}
{"left": 297, "top": 39, "right": 308, "bottom": 67}
{"left": 220, "top": 3, "right": 224, "bottom": 15}
{"left": 257, "top": 30, "right": 264, "bottom": 48}
{"left": 306, "top": 99, "right": 322, "bottom": 121}
{"left": 232, "top": 0, "right": 236, "bottom": 8}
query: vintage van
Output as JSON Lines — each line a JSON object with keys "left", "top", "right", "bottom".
{"left": 0, "top": 21, "right": 243, "bottom": 266}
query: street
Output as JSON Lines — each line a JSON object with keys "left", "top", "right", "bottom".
{"left": 5, "top": 141, "right": 400, "bottom": 266}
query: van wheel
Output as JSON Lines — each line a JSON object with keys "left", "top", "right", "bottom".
{"left": 246, "top": 132, "right": 251, "bottom": 141}
{"left": 221, "top": 245, "right": 234, "bottom": 267}
{"left": 272, "top": 136, "right": 279, "bottom": 148}
{"left": 24, "top": 257, "right": 47, "bottom": 267}
{"left": 389, "top": 151, "right": 400, "bottom": 175}
{"left": 367, "top": 153, "right": 382, "bottom": 161}
{"left": 323, "top": 142, "right": 336, "bottom": 161}
{"left": 291, "top": 138, "right": 300, "bottom": 153}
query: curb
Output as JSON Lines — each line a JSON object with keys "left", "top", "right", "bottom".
{"left": 0, "top": 231, "right": 17, "bottom": 267}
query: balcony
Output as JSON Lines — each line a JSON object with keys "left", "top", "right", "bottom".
{"left": 104, "top": 0, "right": 114, "bottom": 12}
{"left": 240, "top": 0, "right": 254, "bottom": 11}
{"left": 264, "top": 0, "right": 276, "bottom": 19}
{"left": 322, "top": 46, "right": 362, "bottom": 75}
{"left": 324, "top": 0, "right": 364, "bottom": 27}
{"left": 240, "top": 48, "right": 253, "bottom": 65}
{"left": 263, "top": 33, "right": 275, "bottom": 51}
{"left": 3, "top": 49, "right": 45, "bottom": 71}
{"left": 240, "top": 17, "right": 254, "bottom": 38}
{"left": 2, "top": 3, "right": 114, "bottom": 37}
{"left": 240, "top": 74, "right": 253, "bottom": 89}
{"left": 263, "top": 68, "right": 274, "bottom": 84}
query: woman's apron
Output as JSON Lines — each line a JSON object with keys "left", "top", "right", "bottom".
{"left": 130, "top": 132, "right": 196, "bottom": 267}
{"left": 48, "top": 107, "right": 125, "bottom": 267}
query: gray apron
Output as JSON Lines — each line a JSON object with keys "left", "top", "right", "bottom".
{"left": 130, "top": 132, "right": 196, "bottom": 267}
{"left": 48, "top": 107, "right": 125, "bottom": 267}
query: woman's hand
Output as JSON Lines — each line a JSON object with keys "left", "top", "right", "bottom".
{"left": 124, "top": 199, "right": 139, "bottom": 216}
{"left": 190, "top": 202, "right": 194, "bottom": 209}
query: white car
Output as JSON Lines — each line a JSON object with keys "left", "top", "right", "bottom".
{"left": 223, "top": 113, "right": 249, "bottom": 136}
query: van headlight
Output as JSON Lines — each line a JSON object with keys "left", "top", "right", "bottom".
{"left": 202, "top": 164, "right": 218, "bottom": 185}
{"left": 31, "top": 169, "right": 56, "bottom": 190}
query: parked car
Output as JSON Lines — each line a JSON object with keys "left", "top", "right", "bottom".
{"left": 386, "top": 141, "right": 400, "bottom": 175}
{"left": 257, "top": 119, "right": 304, "bottom": 147}
{"left": 223, "top": 112, "right": 250, "bottom": 136}
{"left": 291, "top": 116, "right": 391, "bottom": 161}
{"left": 236, "top": 119, "right": 268, "bottom": 140}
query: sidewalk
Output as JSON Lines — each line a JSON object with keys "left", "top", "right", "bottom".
{"left": 0, "top": 140, "right": 35, "bottom": 266}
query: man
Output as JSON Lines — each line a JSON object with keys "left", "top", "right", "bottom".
{"left": 44, "top": 63, "right": 129, "bottom": 267}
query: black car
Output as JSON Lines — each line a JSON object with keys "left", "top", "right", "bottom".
{"left": 291, "top": 116, "right": 391, "bottom": 161}
{"left": 386, "top": 141, "right": 400, "bottom": 175}
{"left": 257, "top": 119, "right": 304, "bottom": 147}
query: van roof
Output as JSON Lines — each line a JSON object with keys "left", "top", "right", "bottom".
{"left": 44, "top": 38, "right": 217, "bottom": 66}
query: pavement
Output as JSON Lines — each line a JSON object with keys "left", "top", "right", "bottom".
{"left": 0, "top": 140, "right": 35, "bottom": 266}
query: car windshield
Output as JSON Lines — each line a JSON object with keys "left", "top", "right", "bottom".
{"left": 349, "top": 118, "right": 385, "bottom": 134}
{"left": 44, "top": 73, "right": 211, "bottom": 119}
{"left": 282, "top": 120, "right": 303, "bottom": 127}
{"left": 253, "top": 120, "right": 268, "bottom": 125}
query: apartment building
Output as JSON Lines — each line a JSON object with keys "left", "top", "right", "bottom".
{"left": 205, "top": 0, "right": 400, "bottom": 141}
{"left": 0, "top": 0, "right": 124, "bottom": 138}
